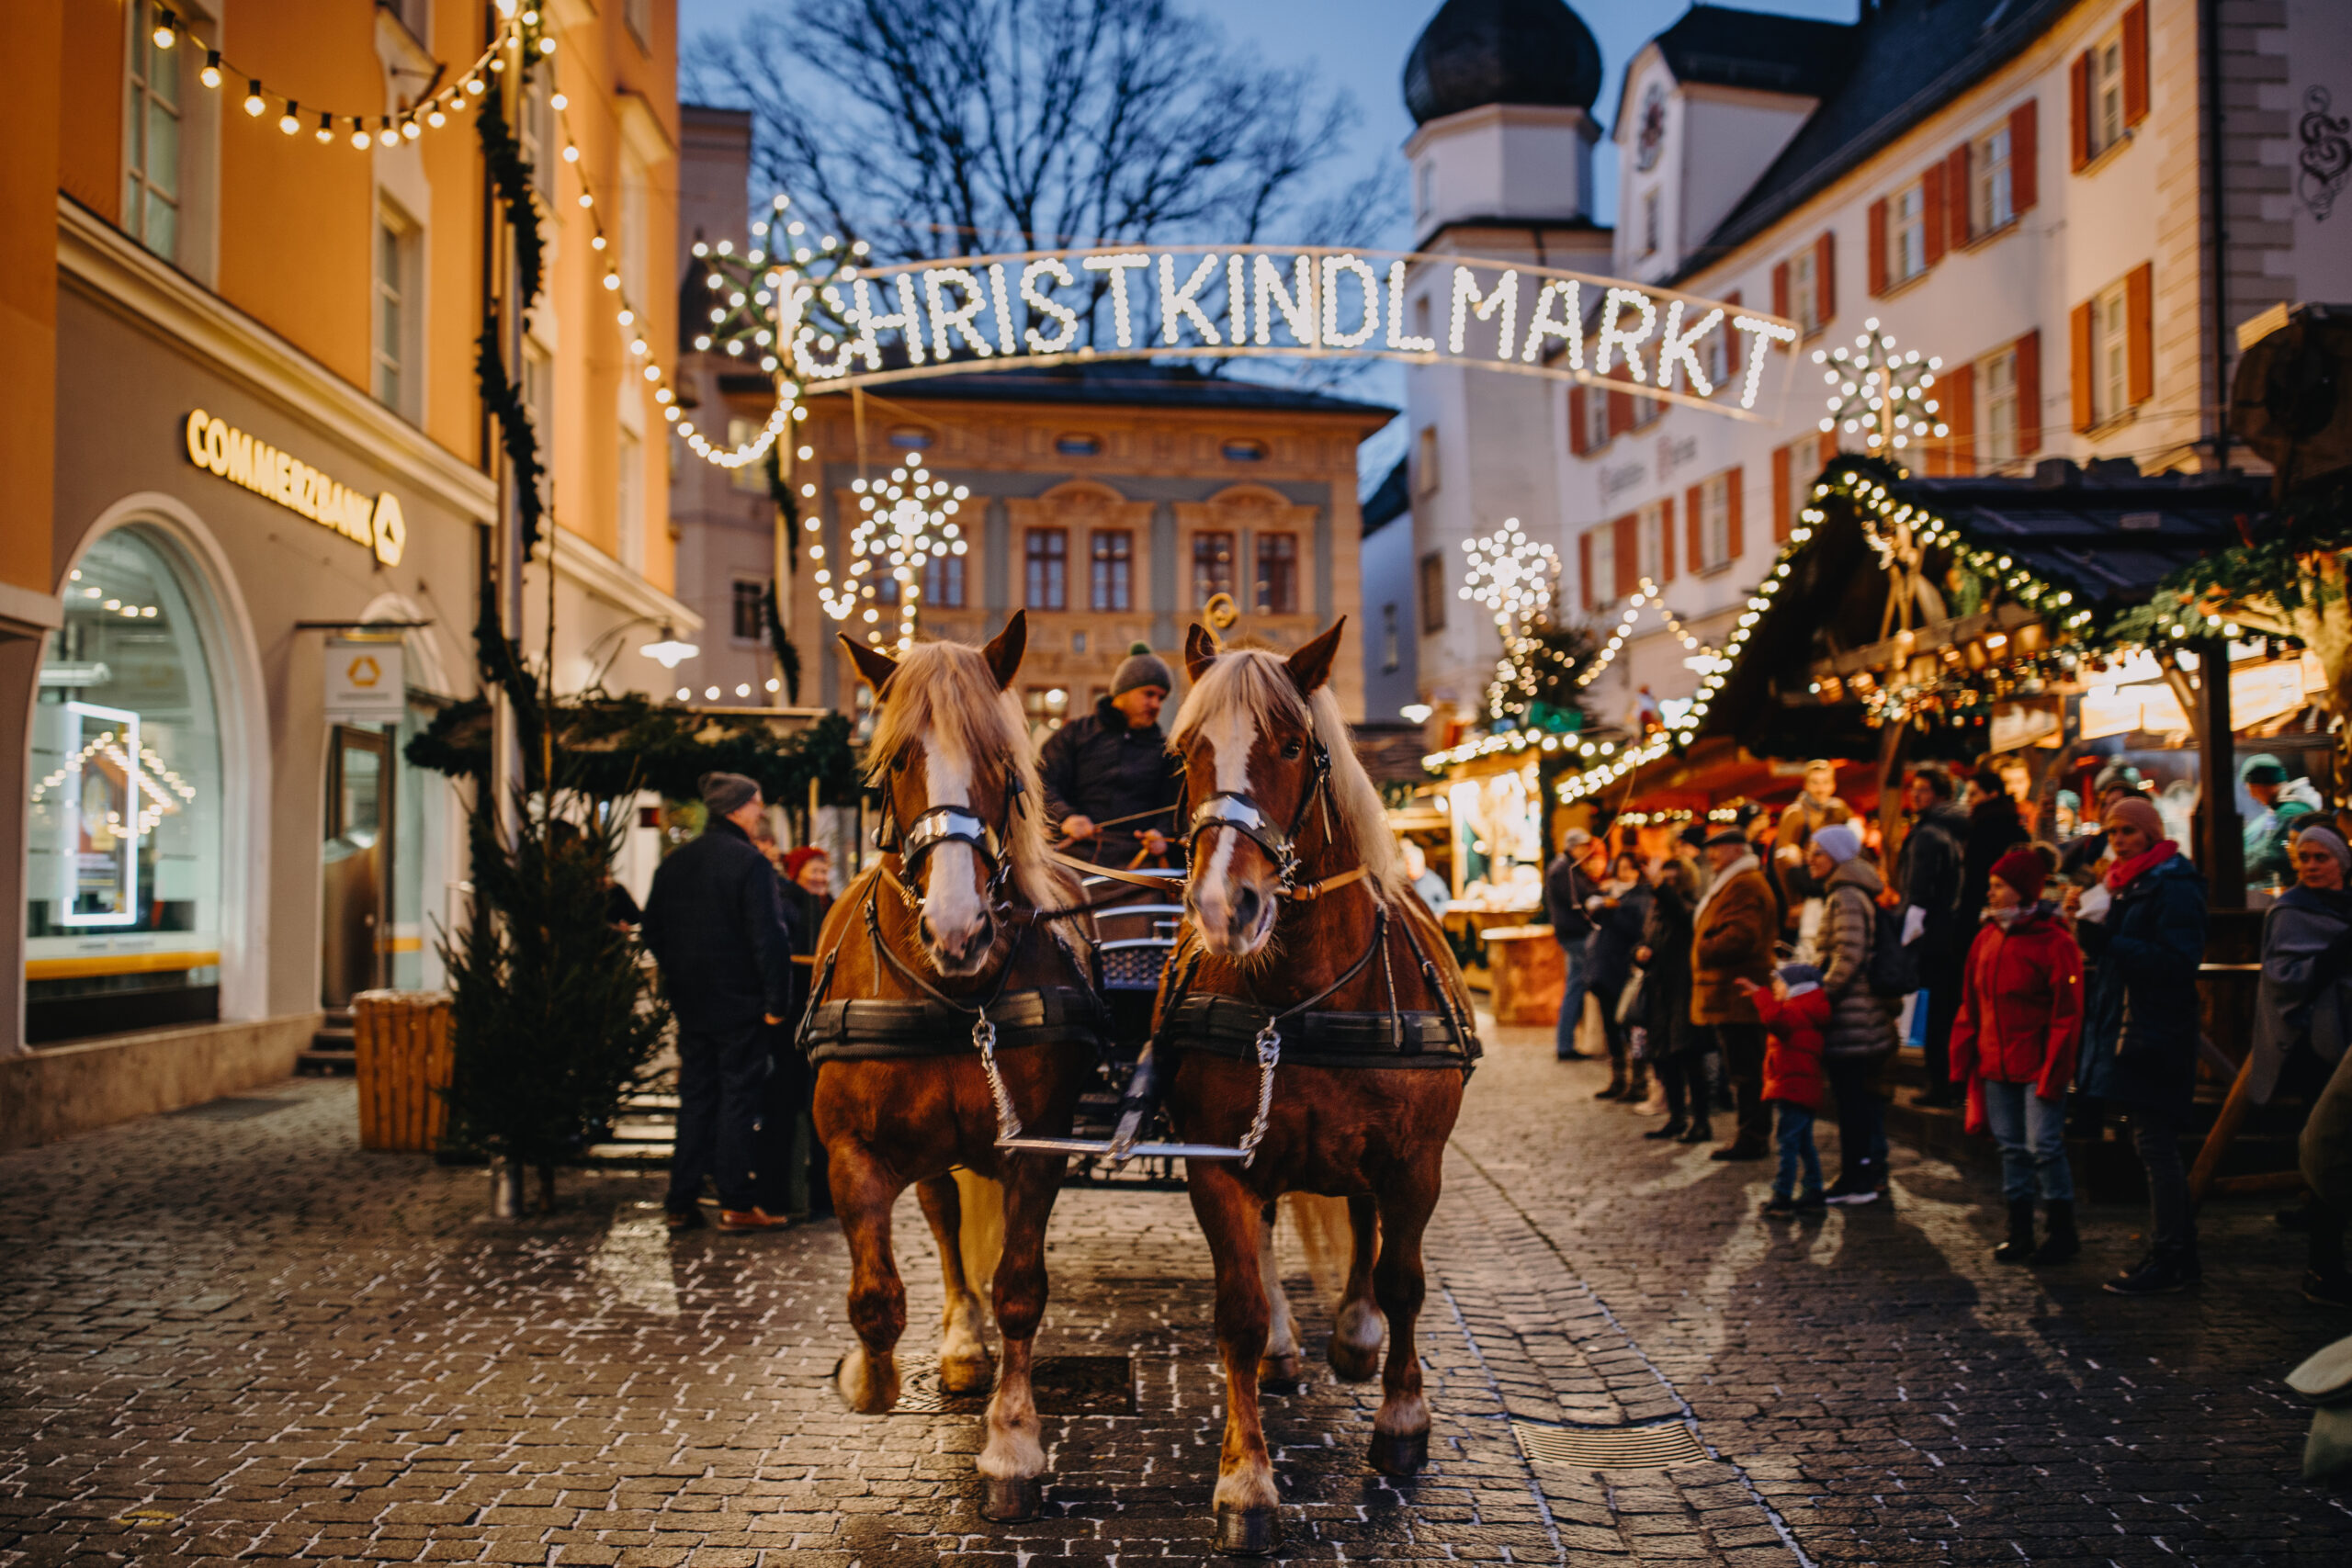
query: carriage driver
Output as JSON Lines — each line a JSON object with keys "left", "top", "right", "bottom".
{"left": 1039, "top": 641, "right": 1187, "bottom": 869}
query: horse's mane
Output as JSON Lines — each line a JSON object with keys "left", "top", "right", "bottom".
{"left": 1170, "top": 649, "right": 1408, "bottom": 903}
{"left": 865, "top": 640, "right": 1078, "bottom": 914}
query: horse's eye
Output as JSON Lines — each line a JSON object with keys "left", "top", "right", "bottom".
{"left": 1280, "top": 738, "right": 1304, "bottom": 761}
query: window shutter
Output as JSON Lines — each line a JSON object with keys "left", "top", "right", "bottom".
{"left": 1686, "top": 484, "right": 1705, "bottom": 570}
{"left": 2070, "top": 53, "right": 2092, "bottom": 171}
{"left": 2016, "top": 328, "right": 2042, "bottom": 455}
{"left": 1771, "top": 260, "right": 1791, "bottom": 321}
{"left": 1723, "top": 289, "right": 1743, "bottom": 378}
{"left": 1943, "top": 360, "right": 1975, "bottom": 476}
{"left": 1815, "top": 231, "right": 1836, "bottom": 324}
{"left": 2126, "top": 260, "right": 2154, "bottom": 404}
{"left": 1608, "top": 385, "right": 1634, "bottom": 438}
{"left": 1867, "top": 198, "right": 1889, "bottom": 296}
{"left": 1568, "top": 384, "right": 1589, "bottom": 456}
{"left": 1726, "top": 466, "right": 1745, "bottom": 559}
{"left": 2011, "top": 98, "right": 2039, "bottom": 211}
{"left": 1946, "top": 145, "right": 1972, "bottom": 245}
{"left": 1579, "top": 532, "right": 1593, "bottom": 609}
{"left": 1612, "top": 514, "right": 1638, "bottom": 599}
{"left": 2070, "top": 299, "right": 2095, "bottom": 431}
{"left": 1923, "top": 163, "right": 1948, "bottom": 266}
{"left": 1771, "top": 444, "right": 1792, "bottom": 542}
{"left": 2122, "top": 1, "right": 2150, "bottom": 126}
{"left": 1658, "top": 497, "right": 1677, "bottom": 583}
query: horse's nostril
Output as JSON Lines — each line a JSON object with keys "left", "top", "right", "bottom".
{"left": 1231, "top": 885, "right": 1261, "bottom": 931}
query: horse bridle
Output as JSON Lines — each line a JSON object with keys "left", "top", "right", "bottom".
{"left": 1187, "top": 737, "right": 1366, "bottom": 902}
{"left": 873, "top": 767, "right": 1024, "bottom": 910}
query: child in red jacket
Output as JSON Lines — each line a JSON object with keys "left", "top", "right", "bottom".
{"left": 1740, "top": 963, "right": 1831, "bottom": 1214}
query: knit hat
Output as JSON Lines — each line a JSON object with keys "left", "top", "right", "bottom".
{"left": 1778, "top": 962, "right": 1822, "bottom": 988}
{"left": 2295, "top": 823, "right": 2352, "bottom": 872}
{"left": 2103, "top": 795, "right": 2165, "bottom": 840}
{"left": 1810, "top": 823, "right": 1863, "bottom": 864}
{"left": 782, "top": 845, "right": 829, "bottom": 881}
{"left": 699, "top": 771, "right": 762, "bottom": 818}
{"left": 2241, "top": 753, "right": 2290, "bottom": 786}
{"left": 1113, "top": 641, "right": 1175, "bottom": 695}
{"left": 1991, "top": 847, "right": 2050, "bottom": 900}
{"left": 2092, "top": 761, "right": 2143, "bottom": 797}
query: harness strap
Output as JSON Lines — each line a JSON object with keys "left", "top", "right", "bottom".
{"left": 1283, "top": 864, "right": 1371, "bottom": 903}
{"left": 1046, "top": 852, "right": 1182, "bottom": 892}
{"left": 803, "top": 986, "right": 1108, "bottom": 1061}
{"left": 1160, "top": 995, "right": 1470, "bottom": 1062}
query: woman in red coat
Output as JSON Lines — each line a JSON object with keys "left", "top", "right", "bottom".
{"left": 1951, "top": 848, "right": 2086, "bottom": 1265}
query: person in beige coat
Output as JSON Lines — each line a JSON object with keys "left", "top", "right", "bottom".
{"left": 1691, "top": 825, "right": 1780, "bottom": 1159}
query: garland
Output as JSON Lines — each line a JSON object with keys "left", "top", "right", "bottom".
{"left": 474, "top": 77, "right": 545, "bottom": 306}
{"left": 406, "top": 693, "right": 860, "bottom": 805}
{"left": 761, "top": 585, "right": 803, "bottom": 704}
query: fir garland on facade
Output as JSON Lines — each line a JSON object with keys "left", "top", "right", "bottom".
{"left": 474, "top": 77, "right": 545, "bottom": 305}
{"left": 761, "top": 584, "right": 803, "bottom": 703}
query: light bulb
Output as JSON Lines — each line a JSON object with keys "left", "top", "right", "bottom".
{"left": 278, "top": 103, "right": 300, "bottom": 135}
{"left": 153, "top": 10, "right": 176, "bottom": 48}
{"left": 199, "top": 51, "right": 220, "bottom": 88}
{"left": 243, "top": 81, "right": 266, "bottom": 117}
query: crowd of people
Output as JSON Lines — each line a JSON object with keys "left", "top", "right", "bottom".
{"left": 1544, "top": 754, "right": 2352, "bottom": 1304}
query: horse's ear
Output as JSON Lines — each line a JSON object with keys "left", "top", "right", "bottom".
{"left": 981, "top": 609, "right": 1026, "bottom": 691}
{"left": 840, "top": 633, "right": 899, "bottom": 694}
{"left": 1184, "top": 622, "right": 1220, "bottom": 683}
{"left": 1284, "top": 616, "right": 1346, "bottom": 697}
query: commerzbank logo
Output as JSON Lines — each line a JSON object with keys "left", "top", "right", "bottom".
{"left": 182, "top": 411, "right": 406, "bottom": 567}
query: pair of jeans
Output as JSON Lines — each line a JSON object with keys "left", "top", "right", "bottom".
{"left": 1977, "top": 1079, "right": 2075, "bottom": 1201}
{"left": 1826, "top": 1058, "right": 1889, "bottom": 1184}
{"left": 1773, "top": 1101, "right": 1824, "bottom": 1199}
{"left": 666, "top": 1018, "right": 777, "bottom": 1213}
{"left": 1555, "top": 943, "right": 1590, "bottom": 1057}
{"left": 2128, "top": 1112, "right": 2197, "bottom": 1260}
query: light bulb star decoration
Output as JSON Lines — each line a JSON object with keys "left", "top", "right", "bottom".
{"left": 1457, "top": 521, "right": 1566, "bottom": 720}
{"left": 1815, "top": 317, "right": 1946, "bottom": 458}
{"left": 825, "top": 460, "right": 972, "bottom": 649}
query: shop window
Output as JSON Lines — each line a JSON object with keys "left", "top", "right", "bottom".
{"left": 1973, "top": 125, "right": 2013, "bottom": 235}
{"left": 1255, "top": 532, "right": 1297, "bottom": 615}
{"left": 1193, "top": 530, "right": 1235, "bottom": 608}
{"left": 731, "top": 579, "right": 766, "bottom": 643}
{"left": 28, "top": 528, "right": 225, "bottom": 1043}
{"left": 123, "top": 1, "right": 184, "bottom": 262}
{"left": 1091, "top": 529, "right": 1132, "bottom": 612}
{"left": 1418, "top": 551, "right": 1446, "bottom": 633}
{"left": 373, "top": 205, "right": 422, "bottom": 419}
{"left": 1024, "top": 526, "right": 1067, "bottom": 609}
{"left": 923, "top": 552, "right": 966, "bottom": 608}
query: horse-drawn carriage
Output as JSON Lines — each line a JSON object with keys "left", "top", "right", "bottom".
{"left": 798, "top": 611, "right": 1480, "bottom": 1555}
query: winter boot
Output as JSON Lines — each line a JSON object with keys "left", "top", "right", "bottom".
{"left": 2032, "top": 1200, "right": 2080, "bottom": 1264}
{"left": 1993, "top": 1198, "right": 2037, "bottom": 1264}
{"left": 1626, "top": 1059, "right": 1654, "bottom": 1105}
{"left": 1678, "top": 1113, "right": 1714, "bottom": 1144}
{"left": 1645, "top": 1115, "right": 1689, "bottom": 1141}
{"left": 1594, "top": 1057, "right": 1630, "bottom": 1100}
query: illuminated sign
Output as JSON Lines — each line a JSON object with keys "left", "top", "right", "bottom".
{"left": 724, "top": 244, "right": 1798, "bottom": 420}
{"left": 182, "top": 411, "right": 407, "bottom": 566}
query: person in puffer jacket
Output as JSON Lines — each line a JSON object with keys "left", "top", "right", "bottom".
{"left": 1951, "top": 847, "right": 2085, "bottom": 1266}
{"left": 1744, "top": 963, "right": 1831, "bottom": 1214}
{"left": 1808, "top": 824, "right": 1899, "bottom": 1202}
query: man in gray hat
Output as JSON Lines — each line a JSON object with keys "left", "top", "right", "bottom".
{"left": 640, "top": 771, "right": 797, "bottom": 1232}
{"left": 1038, "top": 641, "right": 1186, "bottom": 868}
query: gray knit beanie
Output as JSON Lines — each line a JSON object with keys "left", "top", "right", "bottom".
{"left": 699, "top": 771, "right": 761, "bottom": 818}
{"left": 1113, "top": 641, "right": 1175, "bottom": 695}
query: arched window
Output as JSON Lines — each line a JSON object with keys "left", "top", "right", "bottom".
{"left": 26, "top": 526, "right": 226, "bottom": 1042}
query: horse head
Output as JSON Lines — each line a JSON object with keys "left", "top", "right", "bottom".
{"left": 842, "top": 612, "right": 1031, "bottom": 976}
{"left": 1170, "top": 618, "right": 1352, "bottom": 957}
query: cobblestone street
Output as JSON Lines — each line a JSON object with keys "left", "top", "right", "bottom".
{"left": 4, "top": 1021, "right": 2348, "bottom": 1566}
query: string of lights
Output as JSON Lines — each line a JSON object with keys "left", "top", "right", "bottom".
{"left": 822, "top": 461, "right": 972, "bottom": 647}
{"left": 1574, "top": 578, "right": 1723, "bottom": 689}
{"left": 1816, "top": 319, "right": 1946, "bottom": 457}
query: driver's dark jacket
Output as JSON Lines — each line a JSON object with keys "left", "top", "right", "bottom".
{"left": 1036, "top": 695, "right": 1185, "bottom": 865}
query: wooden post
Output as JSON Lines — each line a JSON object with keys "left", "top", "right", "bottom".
{"left": 2188, "top": 1047, "right": 2257, "bottom": 1201}
{"left": 2197, "top": 637, "right": 2245, "bottom": 908}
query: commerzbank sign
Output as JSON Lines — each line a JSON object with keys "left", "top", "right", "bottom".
{"left": 182, "top": 411, "right": 407, "bottom": 567}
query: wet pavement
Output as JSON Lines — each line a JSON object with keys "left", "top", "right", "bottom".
{"left": 2, "top": 1020, "right": 2347, "bottom": 1565}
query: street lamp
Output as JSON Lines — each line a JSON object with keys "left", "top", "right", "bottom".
{"left": 1401, "top": 703, "right": 1433, "bottom": 724}
{"left": 639, "top": 625, "right": 700, "bottom": 669}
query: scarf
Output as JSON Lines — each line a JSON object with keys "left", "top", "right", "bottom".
{"left": 1692, "top": 852, "right": 1760, "bottom": 927}
{"left": 2106, "top": 838, "right": 2179, "bottom": 892}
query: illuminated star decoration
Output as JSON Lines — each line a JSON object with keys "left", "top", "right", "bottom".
{"left": 1457, "top": 521, "right": 1562, "bottom": 719}
{"left": 1815, "top": 317, "right": 1947, "bottom": 459}
{"left": 825, "top": 460, "right": 972, "bottom": 649}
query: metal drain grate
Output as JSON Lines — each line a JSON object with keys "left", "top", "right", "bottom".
{"left": 1512, "top": 1418, "right": 1708, "bottom": 1472}
{"left": 894, "top": 1355, "right": 1136, "bottom": 1416}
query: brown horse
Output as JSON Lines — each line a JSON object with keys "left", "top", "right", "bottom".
{"left": 807, "top": 612, "right": 1099, "bottom": 1521}
{"left": 1156, "top": 618, "right": 1478, "bottom": 1554}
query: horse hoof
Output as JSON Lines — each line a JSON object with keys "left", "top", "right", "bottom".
{"left": 1214, "top": 1503, "right": 1280, "bottom": 1556}
{"left": 979, "top": 1474, "right": 1044, "bottom": 1523}
{"left": 1369, "top": 1427, "right": 1429, "bottom": 1475}
{"left": 832, "top": 1353, "right": 899, "bottom": 1415}
{"left": 1258, "top": 1351, "right": 1302, "bottom": 1387}
{"left": 1327, "top": 1338, "right": 1379, "bottom": 1383}
{"left": 941, "top": 1355, "right": 996, "bottom": 1396}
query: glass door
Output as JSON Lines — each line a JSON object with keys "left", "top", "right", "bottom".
{"left": 322, "top": 727, "right": 392, "bottom": 1007}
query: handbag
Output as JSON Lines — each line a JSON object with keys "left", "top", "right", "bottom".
{"left": 1615, "top": 966, "right": 1647, "bottom": 1026}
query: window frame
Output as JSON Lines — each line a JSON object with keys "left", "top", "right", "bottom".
{"left": 1982, "top": 344, "right": 2020, "bottom": 467}
{"left": 1089, "top": 528, "right": 1133, "bottom": 612}
{"left": 2090, "top": 33, "right": 2126, "bottom": 159}
{"left": 730, "top": 578, "right": 767, "bottom": 644}
{"left": 1418, "top": 551, "right": 1447, "bottom": 634}
{"left": 1589, "top": 525, "right": 1618, "bottom": 609}
{"left": 1381, "top": 603, "right": 1401, "bottom": 672}
{"left": 1973, "top": 124, "right": 2014, "bottom": 236}
{"left": 1790, "top": 248, "right": 1820, "bottom": 336}
{"left": 372, "top": 204, "right": 423, "bottom": 421}
{"left": 122, "top": 0, "right": 186, "bottom": 263}
{"left": 1889, "top": 181, "right": 1928, "bottom": 285}
{"left": 1023, "top": 526, "right": 1069, "bottom": 611}
{"left": 2092, "top": 279, "right": 2130, "bottom": 425}
{"left": 1191, "top": 529, "right": 1236, "bottom": 609}
{"left": 1700, "top": 473, "right": 1732, "bottom": 572}
{"left": 616, "top": 427, "right": 645, "bottom": 571}
{"left": 1640, "top": 189, "right": 1660, "bottom": 258}
{"left": 1253, "top": 531, "right": 1298, "bottom": 615}
{"left": 923, "top": 550, "right": 967, "bottom": 609}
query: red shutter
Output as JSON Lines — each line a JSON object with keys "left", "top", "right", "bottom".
{"left": 2070, "top": 299, "right": 2095, "bottom": 431}
{"left": 1579, "top": 531, "right": 1593, "bottom": 609}
{"left": 1772, "top": 260, "right": 1791, "bottom": 321}
{"left": 1815, "top": 231, "right": 1837, "bottom": 325}
{"left": 1568, "top": 384, "right": 1589, "bottom": 455}
{"left": 1771, "top": 444, "right": 1792, "bottom": 541}
{"left": 1946, "top": 144, "right": 1973, "bottom": 246}
{"left": 1658, "top": 496, "right": 1677, "bottom": 583}
{"left": 2122, "top": 0, "right": 2150, "bottom": 126}
{"left": 1612, "top": 514, "right": 1638, "bottom": 598}
{"left": 2016, "top": 328, "right": 2042, "bottom": 455}
{"left": 1608, "top": 385, "right": 1634, "bottom": 437}
{"left": 2070, "top": 52, "right": 2092, "bottom": 170}
{"left": 1942, "top": 360, "right": 1975, "bottom": 476}
{"left": 1723, "top": 289, "right": 1743, "bottom": 378}
{"left": 2010, "top": 98, "right": 2039, "bottom": 212}
{"left": 1726, "top": 466, "right": 1745, "bottom": 559}
{"left": 1686, "top": 483, "right": 1705, "bottom": 570}
{"left": 1867, "top": 198, "right": 1889, "bottom": 296}
{"left": 1923, "top": 163, "right": 1948, "bottom": 266}
{"left": 2126, "top": 260, "right": 2154, "bottom": 404}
